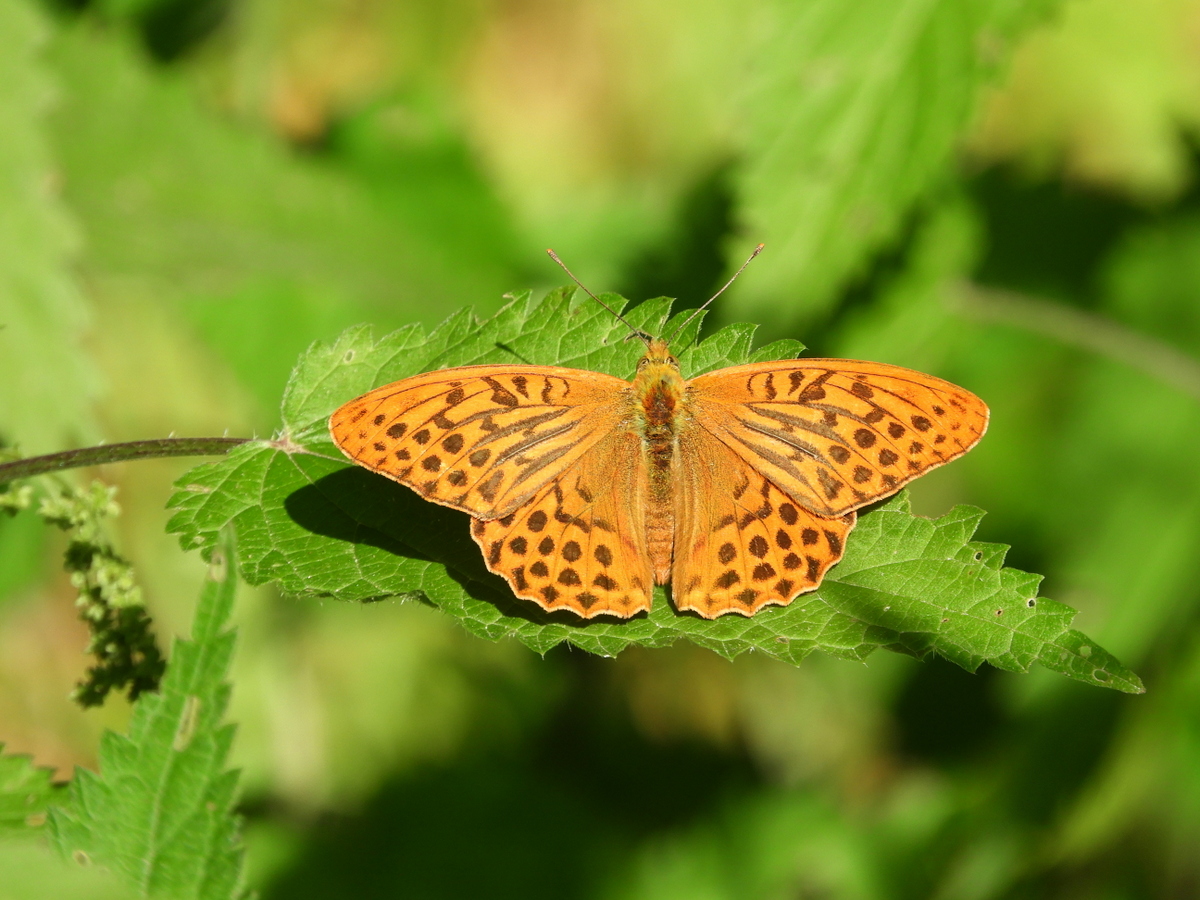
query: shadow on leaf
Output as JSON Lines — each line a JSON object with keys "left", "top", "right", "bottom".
{"left": 285, "top": 465, "right": 636, "bottom": 627}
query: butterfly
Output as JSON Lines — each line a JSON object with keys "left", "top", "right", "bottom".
{"left": 329, "top": 252, "right": 988, "bottom": 620}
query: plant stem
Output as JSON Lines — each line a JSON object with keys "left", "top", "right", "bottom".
{"left": 0, "top": 437, "right": 251, "bottom": 483}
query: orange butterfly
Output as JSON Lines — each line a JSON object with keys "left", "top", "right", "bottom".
{"left": 329, "top": 254, "right": 988, "bottom": 620}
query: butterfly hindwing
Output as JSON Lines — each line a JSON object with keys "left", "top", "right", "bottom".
{"left": 688, "top": 359, "right": 989, "bottom": 517}
{"left": 330, "top": 365, "right": 630, "bottom": 519}
{"left": 472, "top": 430, "right": 654, "bottom": 618}
{"left": 672, "top": 427, "right": 855, "bottom": 618}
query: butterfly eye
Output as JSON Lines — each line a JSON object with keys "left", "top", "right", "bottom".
{"left": 637, "top": 357, "right": 650, "bottom": 371}
{"left": 667, "top": 356, "right": 678, "bottom": 368}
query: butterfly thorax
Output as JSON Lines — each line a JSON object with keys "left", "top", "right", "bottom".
{"left": 631, "top": 340, "right": 686, "bottom": 582}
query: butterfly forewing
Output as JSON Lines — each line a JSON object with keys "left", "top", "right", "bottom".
{"left": 672, "top": 427, "right": 855, "bottom": 618}
{"left": 472, "top": 430, "right": 653, "bottom": 618}
{"left": 689, "top": 359, "right": 989, "bottom": 517}
{"left": 329, "top": 365, "right": 630, "bottom": 520}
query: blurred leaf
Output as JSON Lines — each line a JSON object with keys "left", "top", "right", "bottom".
{"left": 832, "top": 193, "right": 982, "bottom": 372}
{"left": 454, "top": 0, "right": 751, "bottom": 289}
{"left": 0, "top": 0, "right": 96, "bottom": 455}
{"left": 182, "top": 279, "right": 370, "bottom": 418}
{"left": 43, "top": 22, "right": 520, "bottom": 413}
{"left": 731, "top": 0, "right": 1062, "bottom": 328}
{"left": 49, "top": 531, "right": 245, "bottom": 900}
{"left": 604, "top": 791, "right": 880, "bottom": 900}
{"left": 0, "top": 839, "right": 136, "bottom": 900}
{"left": 1104, "top": 213, "right": 1200, "bottom": 358}
{"left": 97, "top": 0, "right": 162, "bottom": 18}
{"left": 0, "top": 745, "right": 58, "bottom": 835}
{"left": 969, "top": 0, "right": 1200, "bottom": 200}
{"left": 167, "top": 290, "right": 1139, "bottom": 690}
{"left": 44, "top": 21, "right": 491, "bottom": 313}
{"left": 0, "top": 508, "right": 45, "bottom": 604}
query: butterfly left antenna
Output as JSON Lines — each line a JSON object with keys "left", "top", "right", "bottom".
{"left": 546, "top": 249, "right": 651, "bottom": 347}
{"left": 665, "top": 243, "right": 765, "bottom": 344}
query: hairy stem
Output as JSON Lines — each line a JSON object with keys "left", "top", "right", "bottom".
{"left": 0, "top": 437, "right": 251, "bottom": 483}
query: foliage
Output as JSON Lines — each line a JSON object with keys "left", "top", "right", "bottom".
{"left": 49, "top": 531, "right": 245, "bottom": 899}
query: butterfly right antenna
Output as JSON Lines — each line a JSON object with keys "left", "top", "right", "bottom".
{"left": 546, "top": 249, "right": 652, "bottom": 348}
{"left": 665, "top": 243, "right": 765, "bottom": 345}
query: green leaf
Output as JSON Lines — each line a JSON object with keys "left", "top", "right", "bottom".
{"left": 0, "top": 745, "right": 59, "bottom": 836}
{"left": 0, "top": 0, "right": 96, "bottom": 454}
{"left": 167, "top": 291, "right": 1141, "bottom": 692}
{"left": 49, "top": 531, "right": 245, "bottom": 899}
{"left": 730, "top": 0, "right": 1063, "bottom": 328}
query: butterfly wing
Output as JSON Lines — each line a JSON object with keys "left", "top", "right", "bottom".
{"left": 472, "top": 430, "right": 653, "bottom": 618}
{"left": 688, "top": 359, "right": 989, "bottom": 517}
{"left": 671, "top": 425, "right": 855, "bottom": 618}
{"left": 329, "top": 365, "right": 631, "bottom": 519}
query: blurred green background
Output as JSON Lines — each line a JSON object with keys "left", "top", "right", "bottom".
{"left": 3, "top": 0, "right": 1200, "bottom": 896}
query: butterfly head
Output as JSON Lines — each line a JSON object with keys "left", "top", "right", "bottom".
{"left": 632, "top": 338, "right": 685, "bottom": 425}
{"left": 632, "top": 336, "right": 683, "bottom": 401}
{"left": 636, "top": 337, "right": 679, "bottom": 371}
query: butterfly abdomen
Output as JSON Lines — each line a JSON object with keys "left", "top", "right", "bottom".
{"left": 635, "top": 364, "right": 685, "bottom": 584}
